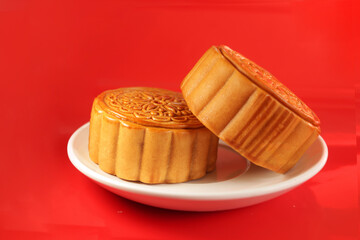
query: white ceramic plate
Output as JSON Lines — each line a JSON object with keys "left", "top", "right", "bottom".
{"left": 67, "top": 123, "right": 328, "bottom": 212}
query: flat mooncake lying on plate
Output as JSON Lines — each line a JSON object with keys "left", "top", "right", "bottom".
{"left": 88, "top": 87, "right": 218, "bottom": 184}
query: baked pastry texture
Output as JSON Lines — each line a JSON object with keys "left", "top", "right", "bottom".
{"left": 181, "top": 45, "right": 320, "bottom": 173}
{"left": 88, "top": 87, "right": 218, "bottom": 184}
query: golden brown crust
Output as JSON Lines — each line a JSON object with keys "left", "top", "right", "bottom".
{"left": 88, "top": 87, "right": 218, "bottom": 184}
{"left": 97, "top": 87, "right": 203, "bottom": 129}
{"left": 181, "top": 46, "right": 320, "bottom": 173}
{"left": 218, "top": 45, "right": 320, "bottom": 129}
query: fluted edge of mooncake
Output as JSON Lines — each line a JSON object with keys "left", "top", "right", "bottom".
{"left": 181, "top": 46, "right": 319, "bottom": 173}
{"left": 88, "top": 98, "right": 218, "bottom": 184}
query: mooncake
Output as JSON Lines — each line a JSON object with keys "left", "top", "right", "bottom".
{"left": 181, "top": 45, "right": 320, "bottom": 173}
{"left": 88, "top": 87, "right": 218, "bottom": 184}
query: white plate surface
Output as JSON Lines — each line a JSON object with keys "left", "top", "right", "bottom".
{"left": 67, "top": 123, "right": 328, "bottom": 211}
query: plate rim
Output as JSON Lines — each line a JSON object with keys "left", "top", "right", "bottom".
{"left": 67, "top": 122, "right": 328, "bottom": 201}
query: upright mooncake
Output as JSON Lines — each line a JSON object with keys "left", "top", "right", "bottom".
{"left": 88, "top": 87, "right": 218, "bottom": 184}
{"left": 181, "top": 45, "right": 320, "bottom": 173}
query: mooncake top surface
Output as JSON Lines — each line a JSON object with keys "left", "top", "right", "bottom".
{"left": 219, "top": 45, "right": 320, "bottom": 128}
{"left": 97, "top": 87, "right": 203, "bottom": 129}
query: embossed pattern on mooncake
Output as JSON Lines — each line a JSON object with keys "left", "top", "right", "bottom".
{"left": 219, "top": 45, "right": 320, "bottom": 128}
{"left": 99, "top": 87, "right": 202, "bottom": 128}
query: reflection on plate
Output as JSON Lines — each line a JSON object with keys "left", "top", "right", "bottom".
{"left": 67, "top": 123, "right": 328, "bottom": 212}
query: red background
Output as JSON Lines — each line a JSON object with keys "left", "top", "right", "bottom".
{"left": 0, "top": 0, "right": 359, "bottom": 239}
